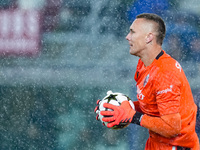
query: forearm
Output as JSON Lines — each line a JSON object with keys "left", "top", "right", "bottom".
{"left": 140, "top": 113, "right": 181, "bottom": 138}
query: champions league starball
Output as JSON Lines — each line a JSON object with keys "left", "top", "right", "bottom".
{"left": 98, "top": 90, "right": 134, "bottom": 129}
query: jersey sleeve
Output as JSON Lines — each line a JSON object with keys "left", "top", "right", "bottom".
{"left": 154, "top": 70, "right": 181, "bottom": 116}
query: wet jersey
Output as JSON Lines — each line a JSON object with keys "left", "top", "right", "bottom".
{"left": 134, "top": 50, "right": 199, "bottom": 147}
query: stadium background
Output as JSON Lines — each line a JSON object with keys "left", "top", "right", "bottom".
{"left": 0, "top": 0, "right": 199, "bottom": 149}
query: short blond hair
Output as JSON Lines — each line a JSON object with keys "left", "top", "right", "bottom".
{"left": 136, "top": 13, "right": 166, "bottom": 45}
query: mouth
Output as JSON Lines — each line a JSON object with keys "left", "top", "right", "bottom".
{"left": 129, "top": 42, "right": 133, "bottom": 47}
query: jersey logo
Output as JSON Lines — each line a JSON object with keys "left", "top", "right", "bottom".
{"left": 157, "top": 85, "right": 173, "bottom": 95}
{"left": 143, "top": 74, "right": 149, "bottom": 87}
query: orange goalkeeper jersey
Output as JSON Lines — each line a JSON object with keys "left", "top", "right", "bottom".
{"left": 134, "top": 50, "right": 199, "bottom": 147}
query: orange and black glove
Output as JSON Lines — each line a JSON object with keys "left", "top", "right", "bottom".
{"left": 100, "top": 101, "right": 143, "bottom": 128}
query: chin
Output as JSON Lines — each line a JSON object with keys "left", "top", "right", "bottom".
{"left": 130, "top": 51, "right": 139, "bottom": 57}
{"left": 129, "top": 50, "right": 136, "bottom": 55}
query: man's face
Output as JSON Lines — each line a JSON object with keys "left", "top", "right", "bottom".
{"left": 126, "top": 18, "right": 152, "bottom": 56}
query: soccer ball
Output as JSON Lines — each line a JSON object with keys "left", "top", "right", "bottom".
{"left": 98, "top": 90, "right": 134, "bottom": 129}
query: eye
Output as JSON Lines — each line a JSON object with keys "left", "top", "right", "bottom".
{"left": 130, "top": 29, "right": 134, "bottom": 34}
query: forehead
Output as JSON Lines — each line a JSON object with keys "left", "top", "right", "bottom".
{"left": 130, "top": 18, "right": 144, "bottom": 30}
{"left": 130, "top": 18, "right": 155, "bottom": 32}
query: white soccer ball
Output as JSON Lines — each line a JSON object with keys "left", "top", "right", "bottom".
{"left": 98, "top": 90, "right": 134, "bottom": 129}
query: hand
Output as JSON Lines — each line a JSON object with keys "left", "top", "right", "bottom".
{"left": 94, "top": 99, "right": 101, "bottom": 121}
{"left": 100, "top": 101, "right": 136, "bottom": 128}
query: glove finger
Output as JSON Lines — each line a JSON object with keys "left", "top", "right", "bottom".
{"left": 121, "top": 100, "right": 131, "bottom": 106}
{"left": 96, "top": 114, "right": 100, "bottom": 121}
{"left": 103, "top": 103, "right": 117, "bottom": 110}
{"left": 102, "top": 116, "right": 115, "bottom": 122}
{"left": 94, "top": 106, "right": 99, "bottom": 113}
{"left": 100, "top": 110, "right": 115, "bottom": 116}
{"left": 107, "top": 121, "right": 117, "bottom": 128}
{"left": 96, "top": 99, "right": 100, "bottom": 105}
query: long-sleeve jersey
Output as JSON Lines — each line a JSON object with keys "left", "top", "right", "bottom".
{"left": 134, "top": 50, "right": 199, "bottom": 147}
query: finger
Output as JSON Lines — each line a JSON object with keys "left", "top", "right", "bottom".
{"left": 107, "top": 121, "right": 117, "bottom": 128}
{"left": 121, "top": 100, "right": 131, "bottom": 106}
{"left": 96, "top": 114, "right": 100, "bottom": 121}
{"left": 94, "top": 106, "right": 99, "bottom": 113}
{"left": 102, "top": 116, "right": 115, "bottom": 122}
{"left": 103, "top": 103, "right": 117, "bottom": 110}
{"left": 96, "top": 99, "right": 100, "bottom": 105}
{"left": 100, "top": 110, "right": 115, "bottom": 116}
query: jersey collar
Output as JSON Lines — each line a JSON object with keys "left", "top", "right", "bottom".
{"left": 156, "top": 50, "right": 164, "bottom": 60}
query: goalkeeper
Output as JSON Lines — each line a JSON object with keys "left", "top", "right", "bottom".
{"left": 95, "top": 13, "right": 199, "bottom": 150}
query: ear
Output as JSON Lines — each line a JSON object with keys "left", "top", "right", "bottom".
{"left": 146, "top": 33, "right": 154, "bottom": 44}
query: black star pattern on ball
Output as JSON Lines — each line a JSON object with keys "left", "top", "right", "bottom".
{"left": 105, "top": 94, "right": 117, "bottom": 103}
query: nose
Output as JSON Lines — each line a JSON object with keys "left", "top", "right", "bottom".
{"left": 126, "top": 33, "right": 130, "bottom": 41}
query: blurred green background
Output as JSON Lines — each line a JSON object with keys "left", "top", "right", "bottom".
{"left": 0, "top": 0, "right": 200, "bottom": 149}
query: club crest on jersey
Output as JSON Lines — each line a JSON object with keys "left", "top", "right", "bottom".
{"left": 143, "top": 74, "right": 149, "bottom": 87}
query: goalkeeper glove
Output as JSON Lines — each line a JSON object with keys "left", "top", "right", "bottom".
{"left": 94, "top": 99, "right": 106, "bottom": 126}
{"left": 94, "top": 99, "right": 101, "bottom": 121}
{"left": 101, "top": 101, "right": 143, "bottom": 128}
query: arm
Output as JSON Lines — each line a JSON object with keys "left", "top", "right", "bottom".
{"left": 140, "top": 113, "right": 181, "bottom": 138}
{"left": 101, "top": 101, "right": 181, "bottom": 138}
{"left": 133, "top": 101, "right": 181, "bottom": 138}
{"left": 133, "top": 100, "right": 181, "bottom": 138}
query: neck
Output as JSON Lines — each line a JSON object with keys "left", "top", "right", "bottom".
{"left": 140, "top": 45, "right": 162, "bottom": 67}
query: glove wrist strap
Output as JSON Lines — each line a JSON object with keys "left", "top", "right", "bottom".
{"left": 131, "top": 111, "right": 143, "bottom": 125}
